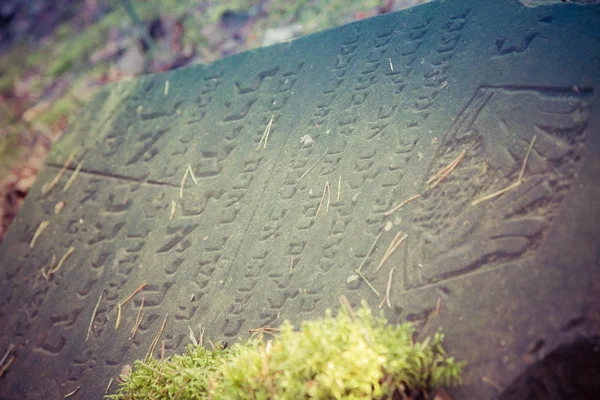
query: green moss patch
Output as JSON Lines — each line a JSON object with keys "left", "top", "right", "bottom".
{"left": 107, "top": 301, "right": 464, "bottom": 399}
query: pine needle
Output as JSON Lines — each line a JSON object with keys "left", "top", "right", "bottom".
{"left": 170, "top": 201, "right": 176, "bottom": 220}
{"left": 377, "top": 233, "right": 407, "bottom": 271}
{"left": 42, "top": 254, "right": 56, "bottom": 281}
{"left": 115, "top": 302, "right": 122, "bottom": 330}
{"left": 472, "top": 136, "right": 537, "bottom": 206}
{"left": 50, "top": 247, "right": 74, "bottom": 274}
{"left": 121, "top": 281, "right": 147, "bottom": 306}
{"left": 427, "top": 150, "right": 465, "bottom": 188}
{"left": 30, "top": 220, "right": 49, "bottom": 248}
{"left": 86, "top": 290, "right": 104, "bottom": 342}
{"left": 354, "top": 269, "right": 380, "bottom": 297}
{"left": 64, "top": 386, "right": 80, "bottom": 398}
{"left": 63, "top": 161, "right": 83, "bottom": 192}
{"left": 188, "top": 326, "right": 198, "bottom": 346}
{"left": 0, "top": 344, "right": 15, "bottom": 368}
{"left": 116, "top": 281, "right": 147, "bottom": 331}
{"left": 179, "top": 165, "right": 198, "bottom": 199}
{"left": 147, "top": 314, "right": 168, "bottom": 360}
{"left": 297, "top": 149, "right": 328, "bottom": 181}
{"left": 385, "top": 267, "right": 395, "bottom": 309}
{"left": 384, "top": 194, "right": 420, "bottom": 216}
{"left": 357, "top": 231, "right": 382, "bottom": 273}
{"left": 42, "top": 153, "right": 74, "bottom": 196}
{"left": 130, "top": 298, "right": 145, "bottom": 340}
{"left": 0, "top": 356, "right": 15, "bottom": 378}
{"left": 188, "top": 165, "right": 198, "bottom": 186}
{"left": 257, "top": 115, "right": 274, "bottom": 150}
{"left": 315, "top": 180, "right": 330, "bottom": 219}
{"left": 105, "top": 378, "right": 114, "bottom": 394}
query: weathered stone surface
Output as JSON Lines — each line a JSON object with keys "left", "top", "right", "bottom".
{"left": 1, "top": 0, "right": 599, "bottom": 398}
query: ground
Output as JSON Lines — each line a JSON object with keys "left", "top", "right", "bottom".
{"left": 0, "top": 0, "right": 428, "bottom": 243}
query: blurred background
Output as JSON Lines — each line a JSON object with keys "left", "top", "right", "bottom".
{"left": 0, "top": 0, "right": 429, "bottom": 243}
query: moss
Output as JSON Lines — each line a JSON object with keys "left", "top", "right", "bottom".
{"left": 107, "top": 301, "right": 464, "bottom": 399}
{"left": 48, "top": 7, "right": 131, "bottom": 78}
{"left": 37, "top": 96, "right": 81, "bottom": 126}
{"left": 49, "top": 22, "right": 108, "bottom": 77}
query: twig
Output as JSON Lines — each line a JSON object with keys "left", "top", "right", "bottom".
{"left": 63, "top": 162, "right": 83, "bottom": 192}
{"left": 30, "top": 220, "right": 49, "bottom": 248}
{"left": 471, "top": 136, "right": 537, "bottom": 206}
{"left": 289, "top": 256, "right": 294, "bottom": 275}
{"left": 86, "top": 290, "right": 104, "bottom": 342}
{"left": 297, "top": 149, "right": 328, "bottom": 181}
{"left": 377, "top": 233, "right": 407, "bottom": 271}
{"left": 427, "top": 149, "right": 465, "bottom": 188}
{"left": 42, "top": 153, "right": 74, "bottom": 196}
{"left": 435, "top": 297, "right": 442, "bottom": 316}
{"left": 161, "top": 340, "right": 165, "bottom": 362}
{"left": 337, "top": 175, "right": 341, "bottom": 202}
{"left": 354, "top": 269, "right": 380, "bottom": 297}
{"left": 64, "top": 386, "right": 80, "bottom": 398}
{"left": 384, "top": 194, "right": 420, "bottom": 216}
{"left": 357, "top": 231, "right": 383, "bottom": 273}
{"left": 50, "top": 247, "right": 74, "bottom": 274}
{"left": 257, "top": 115, "right": 274, "bottom": 150}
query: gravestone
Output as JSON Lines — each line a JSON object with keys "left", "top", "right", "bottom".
{"left": 1, "top": 0, "right": 599, "bottom": 398}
